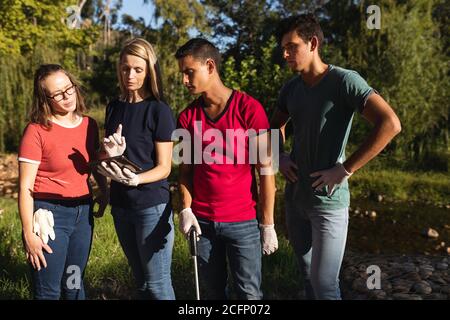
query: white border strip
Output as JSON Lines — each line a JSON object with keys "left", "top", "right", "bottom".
{"left": 18, "top": 157, "right": 41, "bottom": 165}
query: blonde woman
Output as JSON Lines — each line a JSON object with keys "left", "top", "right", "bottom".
{"left": 18, "top": 64, "right": 108, "bottom": 299}
{"left": 99, "top": 38, "right": 176, "bottom": 300}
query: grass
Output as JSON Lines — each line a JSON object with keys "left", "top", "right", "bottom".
{"left": 349, "top": 168, "right": 449, "bottom": 206}
{"left": 272, "top": 166, "right": 449, "bottom": 207}
{"left": 0, "top": 199, "right": 31, "bottom": 299}
{"left": 1, "top": 166, "right": 448, "bottom": 299}
{"left": 0, "top": 197, "right": 301, "bottom": 300}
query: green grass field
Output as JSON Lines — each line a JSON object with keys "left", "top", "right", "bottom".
{"left": 1, "top": 167, "right": 448, "bottom": 299}
{"left": 0, "top": 197, "right": 301, "bottom": 300}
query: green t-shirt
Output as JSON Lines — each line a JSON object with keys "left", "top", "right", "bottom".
{"left": 277, "top": 64, "right": 374, "bottom": 210}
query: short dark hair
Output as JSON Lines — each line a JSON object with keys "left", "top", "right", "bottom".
{"left": 276, "top": 14, "right": 324, "bottom": 50}
{"left": 175, "top": 38, "right": 222, "bottom": 71}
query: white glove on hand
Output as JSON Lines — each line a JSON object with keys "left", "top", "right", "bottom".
{"left": 100, "top": 162, "right": 140, "bottom": 187}
{"left": 310, "top": 162, "right": 353, "bottom": 197}
{"left": 259, "top": 224, "right": 278, "bottom": 255}
{"left": 33, "top": 209, "right": 55, "bottom": 244}
{"left": 103, "top": 124, "right": 126, "bottom": 157}
{"left": 179, "top": 208, "right": 201, "bottom": 238}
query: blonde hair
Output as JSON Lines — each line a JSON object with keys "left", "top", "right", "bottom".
{"left": 118, "top": 38, "right": 164, "bottom": 101}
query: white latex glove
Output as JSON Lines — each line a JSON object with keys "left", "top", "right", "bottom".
{"left": 179, "top": 208, "right": 201, "bottom": 238}
{"left": 310, "top": 162, "right": 353, "bottom": 197}
{"left": 100, "top": 162, "right": 140, "bottom": 186}
{"left": 259, "top": 224, "right": 278, "bottom": 255}
{"left": 103, "top": 124, "right": 126, "bottom": 157}
{"left": 33, "top": 209, "right": 55, "bottom": 244}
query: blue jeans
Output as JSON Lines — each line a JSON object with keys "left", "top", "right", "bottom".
{"left": 31, "top": 198, "right": 94, "bottom": 300}
{"left": 285, "top": 194, "right": 348, "bottom": 300}
{"left": 197, "top": 218, "right": 262, "bottom": 300}
{"left": 112, "top": 203, "right": 175, "bottom": 300}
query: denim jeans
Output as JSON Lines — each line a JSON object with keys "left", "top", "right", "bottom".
{"left": 112, "top": 202, "right": 175, "bottom": 300}
{"left": 196, "top": 218, "right": 262, "bottom": 300}
{"left": 285, "top": 192, "right": 349, "bottom": 300}
{"left": 31, "top": 198, "right": 94, "bottom": 300}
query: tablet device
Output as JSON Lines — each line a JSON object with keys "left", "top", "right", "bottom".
{"left": 89, "top": 155, "right": 144, "bottom": 174}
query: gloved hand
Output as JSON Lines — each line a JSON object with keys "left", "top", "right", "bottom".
{"left": 179, "top": 208, "right": 201, "bottom": 239}
{"left": 100, "top": 162, "right": 140, "bottom": 187}
{"left": 259, "top": 224, "right": 278, "bottom": 255}
{"left": 310, "top": 162, "right": 353, "bottom": 197}
{"left": 103, "top": 124, "right": 126, "bottom": 157}
{"left": 33, "top": 209, "right": 55, "bottom": 244}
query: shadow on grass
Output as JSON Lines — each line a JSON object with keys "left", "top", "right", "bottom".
{"left": 0, "top": 237, "right": 32, "bottom": 299}
{"left": 84, "top": 261, "right": 135, "bottom": 300}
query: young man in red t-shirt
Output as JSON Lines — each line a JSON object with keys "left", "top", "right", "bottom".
{"left": 175, "top": 38, "right": 278, "bottom": 299}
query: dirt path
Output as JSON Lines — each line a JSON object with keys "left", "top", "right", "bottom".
{"left": 0, "top": 154, "right": 18, "bottom": 199}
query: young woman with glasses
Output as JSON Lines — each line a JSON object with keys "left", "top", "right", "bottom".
{"left": 18, "top": 64, "right": 108, "bottom": 299}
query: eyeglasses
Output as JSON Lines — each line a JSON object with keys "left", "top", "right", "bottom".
{"left": 46, "top": 85, "right": 76, "bottom": 102}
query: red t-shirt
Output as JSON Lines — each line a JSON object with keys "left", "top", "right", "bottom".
{"left": 18, "top": 116, "right": 99, "bottom": 200}
{"left": 177, "top": 90, "right": 270, "bottom": 222}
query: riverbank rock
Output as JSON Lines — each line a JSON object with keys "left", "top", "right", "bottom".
{"left": 436, "top": 262, "right": 448, "bottom": 270}
{"left": 341, "top": 251, "right": 450, "bottom": 300}
{"left": 412, "top": 281, "right": 432, "bottom": 294}
{"left": 422, "top": 228, "right": 439, "bottom": 239}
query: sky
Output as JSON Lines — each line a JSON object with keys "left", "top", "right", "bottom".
{"left": 115, "top": 0, "right": 227, "bottom": 49}
{"left": 117, "top": 0, "right": 156, "bottom": 27}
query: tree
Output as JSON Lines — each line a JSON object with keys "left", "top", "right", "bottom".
{"left": 124, "top": 0, "right": 210, "bottom": 114}
{"left": 222, "top": 36, "right": 290, "bottom": 112}
{"left": 201, "top": 0, "right": 271, "bottom": 63}
{"left": 334, "top": 0, "right": 448, "bottom": 168}
{"left": 0, "top": 0, "right": 99, "bottom": 152}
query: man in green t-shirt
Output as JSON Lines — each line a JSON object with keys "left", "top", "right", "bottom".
{"left": 271, "top": 14, "right": 401, "bottom": 300}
